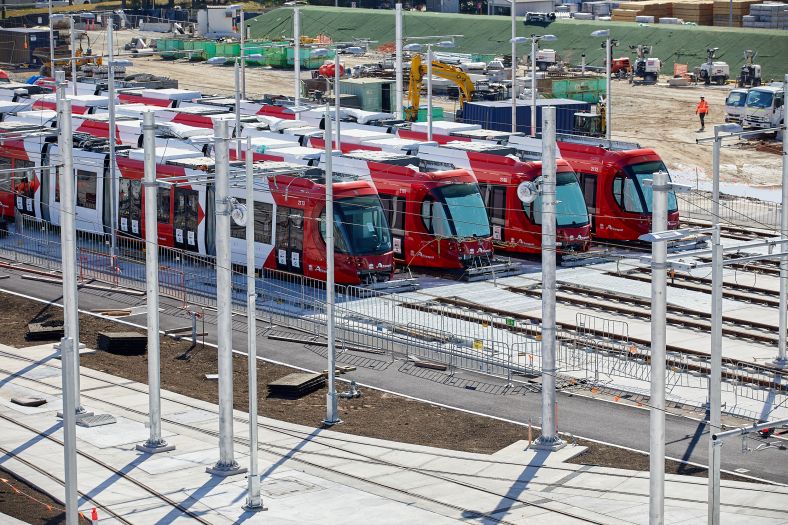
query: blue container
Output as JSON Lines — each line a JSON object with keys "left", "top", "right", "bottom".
{"left": 460, "top": 99, "right": 591, "bottom": 136}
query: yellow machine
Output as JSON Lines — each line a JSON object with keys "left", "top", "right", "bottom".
{"left": 404, "top": 54, "right": 475, "bottom": 122}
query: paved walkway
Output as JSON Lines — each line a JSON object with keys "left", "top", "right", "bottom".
{"left": 0, "top": 342, "right": 786, "bottom": 524}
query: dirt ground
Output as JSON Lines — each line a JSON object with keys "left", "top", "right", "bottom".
{"left": 0, "top": 466, "right": 91, "bottom": 525}
{"left": 0, "top": 289, "right": 750, "bottom": 483}
{"left": 9, "top": 27, "right": 780, "bottom": 187}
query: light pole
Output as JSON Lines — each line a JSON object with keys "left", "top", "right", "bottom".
{"left": 592, "top": 29, "right": 614, "bottom": 141}
{"left": 323, "top": 105, "right": 340, "bottom": 426}
{"left": 293, "top": 7, "right": 301, "bottom": 108}
{"left": 403, "top": 40, "right": 455, "bottom": 141}
{"left": 226, "top": 5, "right": 246, "bottom": 99}
{"left": 510, "top": 37, "right": 527, "bottom": 133}
{"left": 48, "top": 0, "right": 55, "bottom": 76}
{"left": 395, "top": 3, "right": 403, "bottom": 120}
{"left": 528, "top": 34, "right": 557, "bottom": 137}
{"left": 778, "top": 73, "right": 788, "bottom": 368}
{"left": 335, "top": 51, "right": 342, "bottom": 149}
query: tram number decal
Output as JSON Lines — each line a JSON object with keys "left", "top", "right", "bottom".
{"left": 16, "top": 196, "right": 22, "bottom": 209}
{"left": 121, "top": 217, "right": 128, "bottom": 231}
{"left": 26, "top": 198, "right": 32, "bottom": 212}
{"left": 278, "top": 249, "right": 287, "bottom": 265}
{"left": 492, "top": 225, "right": 502, "bottom": 241}
{"left": 175, "top": 229, "right": 184, "bottom": 243}
{"left": 187, "top": 231, "right": 195, "bottom": 246}
{"left": 291, "top": 252, "right": 300, "bottom": 268}
{"left": 297, "top": 200, "right": 306, "bottom": 206}
{"left": 131, "top": 219, "right": 139, "bottom": 235}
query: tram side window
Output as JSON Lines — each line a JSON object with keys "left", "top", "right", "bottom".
{"left": 157, "top": 188, "right": 170, "bottom": 223}
{"left": 489, "top": 186, "right": 506, "bottom": 221}
{"left": 230, "top": 199, "right": 273, "bottom": 244}
{"left": 612, "top": 175, "right": 644, "bottom": 213}
{"left": 76, "top": 170, "right": 97, "bottom": 209}
{"left": 379, "top": 195, "right": 405, "bottom": 231}
{"left": 0, "top": 157, "right": 10, "bottom": 192}
{"left": 421, "top": 198, "right": 451, "bottom": 237}
{"left": 578, "top": 173, "right": 597, "bottom": 210}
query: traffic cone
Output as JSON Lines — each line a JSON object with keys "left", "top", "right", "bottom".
{"left": 91, "top": 507, "right": 98, "bottom": 522}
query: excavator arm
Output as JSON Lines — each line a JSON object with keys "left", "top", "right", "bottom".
{"left": 405, "top": 53, "right": 476, "bottom": 122}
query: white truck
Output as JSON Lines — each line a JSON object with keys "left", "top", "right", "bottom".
{"left": 724, "top": 88, "right": 748, "bottom": 124}
{"left": 743, "top": 84, "right": 784, "bottom": 132}
{"left": 535, "top": 49, "right": 557, "bottom": 70}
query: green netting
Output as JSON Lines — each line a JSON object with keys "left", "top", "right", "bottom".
{"left": 246, "top": 6, "right": 788, "bottom": 78}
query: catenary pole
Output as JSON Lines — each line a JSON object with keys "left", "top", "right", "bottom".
{"left": 70, "top": 16, "right": 77, "bottom": 95}
{"left": 207, "top": 119, "right": 246, "bottom": 477}
{"left": 57, "top": 87, "right": 78, "bottom": 525}
{"left": 777, "top": 73, "right": 788, "bottom": 367}
{"left": 323, "top": 105, "right": 340, "bottom": 426}
{"left": 56, "top": 72, "right": 85, "bottom": 416}
{"left": 427, "top": 44, "right": 433, "bottom": 141}
{"left": 49, "top": 0, "right": 55, "bottom": 76}
{"left": 530, "top": 38, "right": 537, "bottom": 137}
{"left": 136, "top": 111, "right": 174, "bottom": 454}
{"left": 511, "top": 5, "right": 517, "bottom": 133}
{"left": 708, "top": 128, "right": 723, "bottom": 525}
{"left": 395, "top": 4, "right": 403, "bottom": 120}
{"left": 240, "top": 8, "right": 246, "bottom": 99}
{"left": 294, "top": 7, "right": 301, "bottom": 108}
{"left": 244, "top": 137, "right": 265, "bottom": 511}
{"left": 605, "top": 36, "right": 612, "bottom": 141}
{"left": 108, "top": 18, "right": 118, "bottom": 270}
{"left": 533, "top": 106, "right": 564, "bottom": 451}
{"left": 649, "top": 169, "right": 668, "bottom": 525}
{"left": 334, "top": 53, "right": 342, "bottom": 150}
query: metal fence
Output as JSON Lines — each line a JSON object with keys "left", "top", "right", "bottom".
{"left": 679, "top": 190, "right": 781, "bottom": 232}
{"left": 1, "top": 212, "right": 786, "bottom": 416}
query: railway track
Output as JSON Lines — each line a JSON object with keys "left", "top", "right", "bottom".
{"left": 680, "top": 218, "right": 778, "bottom": 242}
{"left": 414, "top": 295, "right": 786, "bottom": 391}
{"left": 506, "top": 282, "right": 778, "bottom": 346}
{"left": 696, "top": 255, "right": 781, "bottom": 278}
{"left": 608, "top": 268, "right": 779, "bottom": 308}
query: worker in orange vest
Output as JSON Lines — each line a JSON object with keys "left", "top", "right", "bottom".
{"left": 695, "top": 96, "right": 709, "bottom": 132}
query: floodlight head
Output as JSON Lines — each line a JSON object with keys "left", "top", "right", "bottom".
{"left": 403, "top": 43, "right": 423, "bottom": 52}
{"left": 591, "top": 29, "right": 610, "bottom": 37}
{"left": 510, "top": 37, "right": 529, "bottom": 44}
{"left": 541, "top": 34, "right": 558, "bottom": 41}
{"left": 715, "top": 123, "right": 743, "bottom": 135}
{"left": 50, "top": 14, "right": 67, "bottom": 21}
{"left": 639, "top": 229, "right": 697, "bottom": 243}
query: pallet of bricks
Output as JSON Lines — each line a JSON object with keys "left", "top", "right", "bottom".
{"left": 672, "top": 0, "right": 714, "bottom": 25}
{"left": 742, "top": 2, "right": 787, "bottom": 29}
{"left": 714, "top": 0, "right": 760, "bottom": 26}
{"left": 614, "top": 1, "right": 672, "bottom": 22}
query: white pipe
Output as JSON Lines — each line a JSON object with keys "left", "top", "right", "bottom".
{"left": 235, "top": 59, "right": 242, "bottom": 158}
{"left": 70, "top": 17, "right": 77, "bottom": 96}
{"left": 49, "top": 0, "right": 55, "bottom": 76}
{"left": 334, "top": 54, "right": 341, "bottom": 150}
{"left": 294, "top": 7, "right": 301, "bottom": 108}
{"left": 511, "top": 6, "right": 517, "bottom": 133}
{"left": 530, "top": 38, "right": 536, "bottom": 137}
{"left": 57, "top": 90, "right": 78, "bottom": 525}
{"left": 324, "top": 105, "right": 339, "bottom": 426}
{"left": 209, "top": 119, "right": 244, "bottom": 476}
{"left": 56, "top": 72, "right": 83, "bottom": 414}
{"left": 240, "top": 9, "right": 246, "bottom": 99}
{"left": 708, "top": 130, "right": 722, "bottom": 525}
{"left": 778, "top": 73, "right": 788, "bottom": 367}
{"left": 136, "top": 111, "right": 173, "bottom": 455}
{"left": 244, "top": 136, "right": 264, "bottom": 511}
{"left": 605, "top": 37, "right": 612, "bottom": 141}
{"left": 533, "top": 106, "right": 563, "bottom": 451}
{"left": 649, "top": 169, "right": 668, "bottom": 525}
{"left": 395, "top": 4, "right": 403, "bottom": 120}
{"left": 108, "top": 20, "right": 117, "bottom": 268}
{"left": 427, "top": 45, "right": 433, "bottom": 141}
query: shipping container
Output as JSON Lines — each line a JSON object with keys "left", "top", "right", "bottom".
{"left": 0, "top": 28, "right": 56, "bottom": 66}
{"left": 460, "top": 99, "right": 591, "bottom": 135}
{"left": 339, "top": 78, "right": 396, "bottom": 113}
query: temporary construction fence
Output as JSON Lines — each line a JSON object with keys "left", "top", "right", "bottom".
{"left": 678, "top": 189, "right": 781, "bottom": 232}
{"left": 1, "top": 212, "right": 785, "bottom": 415}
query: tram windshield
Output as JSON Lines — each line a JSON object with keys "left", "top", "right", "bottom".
{"left": 616, "top": 161, "right": 678, "bottom": 214}
{"left": 332, "top": 195, "right": 392, "bottom": 255}
{"left": 429, "top": 183, "right": 492, "bottom": 238}
{"left": 526, "top": 171, "right": 590, "bottom": 227}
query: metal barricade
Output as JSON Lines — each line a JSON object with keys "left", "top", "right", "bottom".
{"left": 78, "top": 248, "right": 119, "bottom": 287}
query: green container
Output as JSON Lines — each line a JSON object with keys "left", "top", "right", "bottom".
{"left": 549, "top": 77, "right": 607, "bottom": 104}
{"left": 216, "top": 42, "right": 240, "bottom": 57}
{"left": 416, "top": 106, "right": 444, "bottom": 122}
{"left": 340, "top": 78, "right": 396, "bottom": 112}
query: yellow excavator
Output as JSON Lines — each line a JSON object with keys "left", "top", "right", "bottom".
{"left": 404, "top": 54, "right": 476, "bottom": 122}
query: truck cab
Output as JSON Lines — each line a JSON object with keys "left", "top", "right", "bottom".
{"left": 743, "top": 85, "right": 784, "bottom": 130}
{"left": 724, "top": 88, "right": 748, "bottom": 124}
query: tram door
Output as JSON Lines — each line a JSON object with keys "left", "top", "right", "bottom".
{"left": 275, "top": 206, "right": 304, "bottom": 274}
{"left": 380, "top": 194, "right": 406, "bottom": 258}
{"left": 174, "top": 187, "right": 199, "bottom": 252}
{"left": 577, "top": 173, "right": 598, "bottom": 231}
{"left": 14, "top": 159, "right": 35, "bottom": 217}
{"left": 118, "top": 178, "right": 142, "bottom": 238}
{"left": 480, "top": 185, "right": 506, "bottom": 241}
